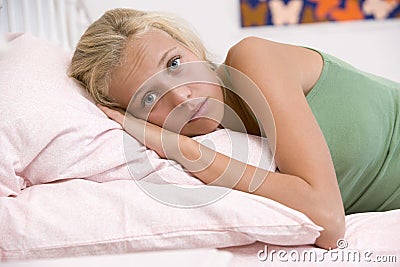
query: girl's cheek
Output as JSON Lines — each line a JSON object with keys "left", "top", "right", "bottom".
{"left": 148, "top": 108, "right": 166, "bottom": 126}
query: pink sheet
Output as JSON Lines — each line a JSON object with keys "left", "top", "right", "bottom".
{"left": 221, "top": 206, "right": 400, "bottom": 267}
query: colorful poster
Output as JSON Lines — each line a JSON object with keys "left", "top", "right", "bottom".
{"left": 240, "top": 0, "right": 400, "bottom": 27}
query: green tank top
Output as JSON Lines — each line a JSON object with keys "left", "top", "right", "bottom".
{"left": 305, "top": 49, "right": 400, "bottom": 214}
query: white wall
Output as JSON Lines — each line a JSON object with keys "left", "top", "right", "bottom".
{"left": 83, "top": 0, "right": 400, "bottom": 82}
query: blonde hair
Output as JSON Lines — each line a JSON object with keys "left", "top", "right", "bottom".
{"left": 68, "top": 8, "right": 213, "bottom": 108}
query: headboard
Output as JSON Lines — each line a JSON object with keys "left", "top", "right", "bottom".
{"left": 0, "top": 0, "right": 91, "bottom": 51}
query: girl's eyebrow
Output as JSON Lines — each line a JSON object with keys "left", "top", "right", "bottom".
{"left": 158, "top": 47, "right": 178, "bottom": 68}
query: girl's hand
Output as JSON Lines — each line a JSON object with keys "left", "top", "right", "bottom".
{"left": 97, "top": 104, "right": 185, "bottom": 159}
{"left": 96, "top": 104, "right": 125, "bottom": 126}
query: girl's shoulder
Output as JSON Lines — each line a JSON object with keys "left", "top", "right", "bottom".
{"left": 224, "top": 36, "right": 323, "bottom": 95}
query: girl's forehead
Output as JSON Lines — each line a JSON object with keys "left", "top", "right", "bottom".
{"left": 127, "top": 30, "right": 178, "bottom": 52}
{"left": 121, "top": 30, "right": 181, "bottom": 69}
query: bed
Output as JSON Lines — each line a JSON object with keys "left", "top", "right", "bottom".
{"left": 1, "top": 1, "right": 399, "bottom": 266}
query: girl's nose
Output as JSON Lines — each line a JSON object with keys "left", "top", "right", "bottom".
{"left": 167, "top": 86, "right": 192, "bottom": 107}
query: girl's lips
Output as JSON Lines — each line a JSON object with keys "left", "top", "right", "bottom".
{"left": 190, "top": 98, "right": 208, "bottom": 121}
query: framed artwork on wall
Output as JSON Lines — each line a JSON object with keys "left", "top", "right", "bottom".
{"left": 240, "top": 0, "right": 400, "bottom": 27}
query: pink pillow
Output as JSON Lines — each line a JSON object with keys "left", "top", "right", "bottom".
{"left": 0, "top": 33, "right": 278, "bottom": 196}
{"left": 0, "top": 178, "right": 322, "bottom": 261}
{"left": 0, "top": 33, "right": 152, "bottom": 196}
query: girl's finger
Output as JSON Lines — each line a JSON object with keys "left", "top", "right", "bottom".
{"left": 96, "top": 103, "right": 110, "bottom": 113}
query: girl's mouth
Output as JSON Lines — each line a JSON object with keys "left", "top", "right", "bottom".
{"left": 190, "top": 98, "right": 208, "bottom": 121}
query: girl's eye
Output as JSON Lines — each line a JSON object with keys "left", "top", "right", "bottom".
{"left": 142, "top": 92, "right": 158, "bottom": 107}
{"left": 167, "top": 55, "right": 181, "bottom": 71}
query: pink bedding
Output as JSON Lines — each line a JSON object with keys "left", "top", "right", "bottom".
{"left": 0, "top": 178, "right": 398, "bottom": 265}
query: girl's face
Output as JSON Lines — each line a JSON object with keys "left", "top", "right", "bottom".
{"left": 109, "top": 30, "right": 224, "bottom": 136}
